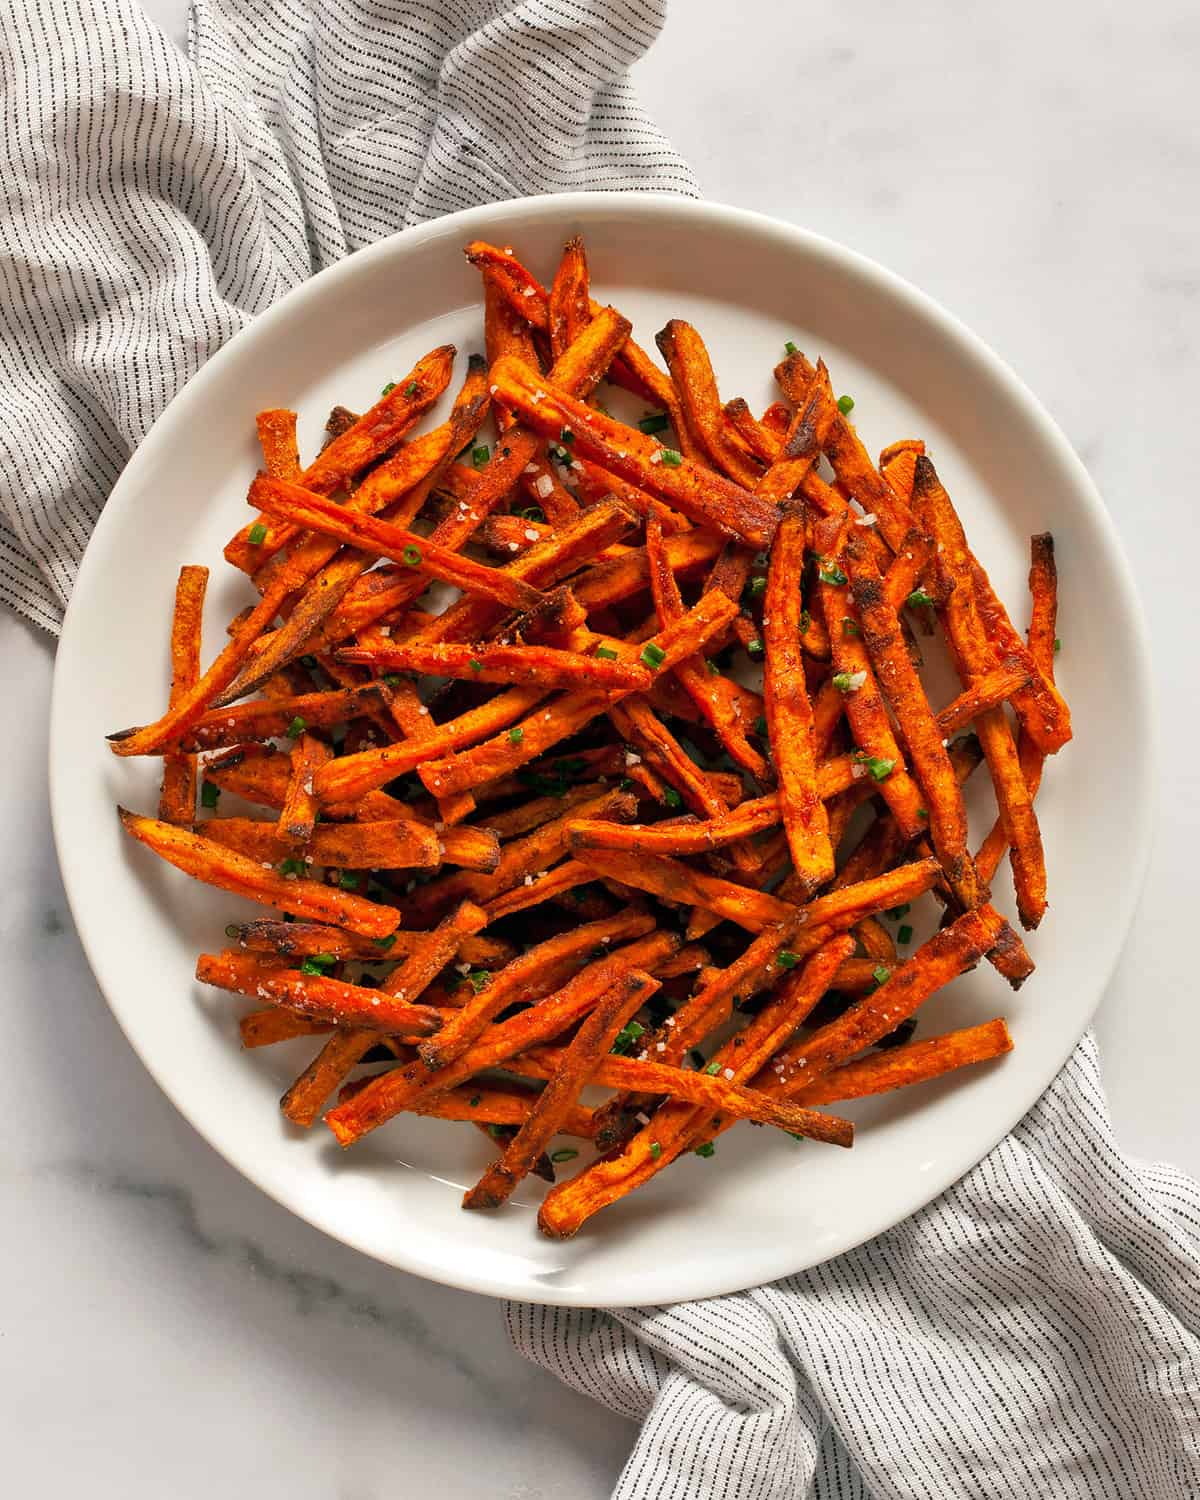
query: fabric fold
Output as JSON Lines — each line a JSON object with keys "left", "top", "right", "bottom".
{"left": 0, "top": 0, "right": 696, "bottom": 631}
{"left": 508, "top": 1032, "right": 1200, "bottom": 1499}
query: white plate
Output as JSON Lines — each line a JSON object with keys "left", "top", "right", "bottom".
{"left": 51, "top": 194, "right": 1152, "bottom": 1306}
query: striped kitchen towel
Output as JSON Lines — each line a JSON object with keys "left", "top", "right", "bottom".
{"left": 509, "top": 1030, "right": 1200, "bottom": 1498}
{"left": 0, "top": 0, "right": 696, "bottom": 633}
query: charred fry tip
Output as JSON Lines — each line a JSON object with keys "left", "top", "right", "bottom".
{"left": 107, "top": 727, "right": 138, "bottom": 743}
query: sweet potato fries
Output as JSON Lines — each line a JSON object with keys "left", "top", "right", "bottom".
{"left": 109, "top": 232, "right": 1070, "bottom": 1237}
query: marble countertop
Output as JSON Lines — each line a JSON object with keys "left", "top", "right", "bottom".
{"left": 6, "top": 2, "right": 1198, "bottom": 1494}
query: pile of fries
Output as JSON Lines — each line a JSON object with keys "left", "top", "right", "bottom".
{"left": 110, "top": 235, "right": 1070, "bottom": 1236}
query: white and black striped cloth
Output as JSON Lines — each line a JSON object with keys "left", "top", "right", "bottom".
{"left": 510, "top": 1032, "right": 1200, "bottom": 1498}
{"left": 4, "top": 6, "right": 1197, "bottom": 1496}
{"left": 0, "top": 0, "right": 696, "bottom": 632}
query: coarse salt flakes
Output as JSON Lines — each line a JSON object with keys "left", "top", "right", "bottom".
{"left": 656, "top": 1042, "right": 666, "bottom": 1052}
{"left": 855, "top": 512, "right": 877, "bottom": 527}
{"left": 379, "top": 625, "right": 391, "bottom": 637}
{"left": 490, "top": 384, "right": 498, "bottom": 395}
{"left": 524, "top": 528, "right": 539, "bottom": 542}
{"left": 508, "top": 541, "right": 520, "bottom": 552}
{"left": 534, "top": 474, "right": 554, "bottom": 499}
{"left": 649, "top": 451, "right": 662, "bottom": 464}
{"left": 521, "top": 286, "right": 534, "bottom": 297}
{"left": 636, "top": 1112, "right": 650, "bottom": 1125}
{"left": 523, "top": 462, "right": 539, "bottom": 475}
{"left": 625, "top": 751, "right": 641, "bottom": 765}
{"left": 418, "top": 705, "right": 429, "bottom": 716}
{"left": 524, "top": 874, "right": 534, "bottom": 886}
{"left": 723, "top": 1068, "right": 735, "bottom": 1080}
{"left": 456, "top": 961, "right": 471, "bottom": 974}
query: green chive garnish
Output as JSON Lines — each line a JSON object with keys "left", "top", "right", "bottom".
{"left": 468, "top": 1095, "right": 481, "bottom": 1107}
{"left": 404, "top": 381, "right": 418, "bottom": 396}
{"left": 638, "top": 412, "right": 669, "bottom": 435}
{"left": 611, "top": 1020, "right": 646, "bottom": 1056}
{"left": 508, "top": 726, "right": 524, "bottom": 744}
{"left": 285, "top": 716, "right": 306, "bottom": 738}
{"left": 381, "top": 673, "right": 403, "bottom": 686}
{"left": 595, "top": 646, "right": 619, "bottom": 661}
{"left": 784, "top": 340, "right": 798, "bottom": 355}
{"left": 748, "top": 576, "right": 767, "bottom": 599}
{"left": 551, "top": 1147, "right": 579, "bottom": 1163}
{"left": 777, "top": 951, "right": 799, "bottom": 969}
{"left": 660, "top": 448, "right": 683, "bottom": 467}
{"left": 747, "top": 638, "right": 764, "bottom": 657}
{"left": 649, "top": 1142, "right": 662, "bottom": 1160}
{"left": 373, "top": 935, "right": 396, "bottom": 950}
{"left": 897, "top": 924, "right": 914, "bottom": 945}
{"left": 471, "top": 445, "right": 490, "bottom": 468}
{"left": 641, "top": 642, "right": 666, "bottom": 670}
{"left": 200, "top": 782, "right": 220, "bottom": 809}
{"left": 224, "top": 923, "right": 240, "bottom": 939}
{"left": 278, "top": 857, "right": 306, "bottom": 877}
{"left": 837, "top": 394, "right": 855, "bottom": 415}
{"left": 799, "top": 608, "right": 811, "bottom": 634}
{"left": 907, "top": 588, "right": 936, "bottom": 609}
{"left": 381, "top": 382, "right": 396, "bottom": 395}
{"left": 853, "top": 751, "right": 895, "bottom": 782}
{"left": 1054, "top": 637, "right": 1062, "bottom": 654}
{"left": 818, "top": 561, "right": 848, "bottom": 586}
{"left": 872, "top": 965, "right": 891, "bottom": 986}
{"left": 705, "top": 1061, "right": 721, "bottom": 1076}
{"left": 663, "top": 787, "right": 682, "bottom": 810}
{"left": 247, "top": 522, "right": 267, "bottom": 546}
{"left": 338, "top": 871, "right": 360, "bottom": 890}
{"left": 402, "top": 544, "right": 422, "bottom": 567}
{"left": 694, "top": 1141, "right": 716, "bottom": 1158}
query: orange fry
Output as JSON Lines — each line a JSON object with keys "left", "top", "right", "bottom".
{"left": 278, "top": 731, "right": 330, "bottom": 845}
{"left": 281, "top": 901, "right": 488, "bottom": 1126}
{"left": 416, "top": 590, "right": 738, "bottom": 799}
{"left": 796, "top": 1018, "right": 1013, "bottom": 1105}
{"left": 118, "top": 808, "right": 401, "bottom": 936}
{"left": 255, "top": 408, "right": 300, "bottom": 480}
{"left": 489, "top": 356, "right": 780, "bottom": 549}
{"left": 248, "top": 475, "right": 543, "bottom": 611}
{"left": 336, "top": 640, "right": 650, "bottom": 695}
{"left": 764, "top": 507, "right": 833, "bottom": 893}
{"left": 196, "top": 951, "right": 439, "bottom": 1035}
{"left": 227, "top": 918, "right": 511, "bottom": 969}
{"left": 464, "top": 969, "right": 659, "bottom": 1209}
{"left": 157, "top": 565, "right": 208, "bottom": 823}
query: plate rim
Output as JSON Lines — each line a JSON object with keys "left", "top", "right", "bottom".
{"left": 50, "top": 191, "right": 1156, "bottom": 1304}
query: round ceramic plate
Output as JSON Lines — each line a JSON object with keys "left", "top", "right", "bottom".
{"left": 51, "top": 195, "right": 1152, "bottom": 1306}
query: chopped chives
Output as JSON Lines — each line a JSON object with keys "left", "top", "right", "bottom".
{"left": 694, "top": 1141, "right": 716, "bottom": 1158}
{"left": 402, "top": 544, "right": 422, "bottom": 566}
{"left": 641, "top": 642, "right": 666, "bottom": 670}
{"left": 200, "top": 781, "right": 220, "bottom": 809}
{"left": 594, "top": 646, "right": 619, "bottom": 661}
{"left": 247, "top": 522, "right": 267, "bottom": 546}
{"left": 550, "top": 1147, "right": 579, "bottom": 1163}
{"left": 471, "top": 445, "right": 490, "bottom": 468}
{"left": 638, "top": 411, "right": 669, "bottom": 435}
{"left": 837, "top": 394, "right": 855, "bottom": 415}
{"left": 285, "top": 716, "right": 306, "bottom": 738}
{"left": 662, "top": 787, "right": 682, "bottom": 810}
{"left": 897, "top": 924, "right": 914, "bottom": 945}
{"left": 660, "top": 448, "right": 683, "bottom": 467}
{"left": 784, "top": 339, "right": 798, "bottom": 355}
{"left": 649, "top": 1141, "right": 662, "bottom": 1160}
{"left": 777, "top": 951, "right": 799, "bottom": 969}
{"left": 508, "top": 726, "right": 524, "bottom": 744}
{"left": 381, "top": 381, "right": 396, "bottom": 395}
{"left": 337, "top": 871, "right": 360, "bottom": 890}
{"left": 907, "top": 588, "right": 936, "bottom": 609}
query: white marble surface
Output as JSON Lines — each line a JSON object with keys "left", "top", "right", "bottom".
{"left": 5, "top": 1, "right": 1199, "bottom": 1494}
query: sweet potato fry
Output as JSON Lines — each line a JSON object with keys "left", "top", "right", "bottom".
{"left": 574, "top": 847, "right": 795, "bottom": 932}
{"left": 281, "top": 901, "right": 488, "bottom": 1125}
{"left": 764, "top": 507, "right": 834, "bottom": 893}
{"left": 971, "top": 560, "right": 1071, "bottom": 756}
{"left": 278, "top": 731, "right": 330, "bottom": 845}
{"left": 796, "top": 1018, "right": 1013, "bottom": 1105}
{"left": 226, "top": 419, "right": 533, "bottom": 701}
{"left": 198, "top": 815, "right": 462, "bottom": 871}
{"left": 482, "top": 860, "right": 594, "bottom": 921}
{"left": 336, "top": 640, "right": 650, "bottom": 695}
{"left": 656, "top": 320, "right": 761, "bottom": 486}
{"left": 313, "top": 685, "right": 549, "bottom": 806}
{"left": 765, "top": 905, "right": 1007, "bottom": 1096}
{"left": 776, "top": 348, "right": 915, "bottom": 553}
{"left": 119, "top": 808, "right": 401, "bottom": 936}
{"left": 239, "top": 1008, "right": 333, "bottom": 1048}
{"left": 504, "top": 1042, "right": 852, "bottom": 1137}
{"left": 813, "top": 517, "right": 926, "bottom": 838}
{"left": 572, "top": 529, "right": 723, "bottom": 613}
{"left": 417, "top": 910, "right": 655, "bottom": 1072}
{"left": 107, "top": 565, "right": 301, "bottom": 757}
{"left": 181, "top": 686, "right": 384, "bottom": 752}
{"left": 255, "top": 409, "right": 300, "bottom": 480}
{"left": 977, "top": 534, "right": 1058, "bottom": 883}
{"left": 325, "top": 927, "right": 679, "bottom": 1144}
{"left": 609, "top": 698, "right": 731, "bottom": 823}
{"left": 755, "top": 359, "right": 838, "bottom": 508}
{"left": 911, "top": 457, "right": 1046, "bottom": 927}
{"left": 157, "top": 566, "right": 208, "bottom": 823}
{"left": 844, "top": 530, "right": 984, "bottom": 910}
{"left": 419, "top": 496, "right": 638, "bottom": 646}
{"left": 416, "top": 590, "right": 738, "bottom": 799}
{"left": 489, "top": 356, "right": 780, "bottom": 548}
{"left": 408, "top": 1082, "right": 597, "bottom": 1137}
{"left": 548, "top": 235, "right": 591, "bottom": 360}
{"left": 248, "top": 476, "right": 543, "bottom": 611}
{"left": 196, "top": 951, "right": 440, "bottom": 1035}
{"left": 225, "top": 345, "right": 455, "bottom": 572}
{"left": 464, "top": 969, "right": 660, "bottom": 1209}
{"left": 537, "top": 940, "right": 854, "bottom": 1238}
{"left": 227, "top": 918, "right": 512, "bottom": 968}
